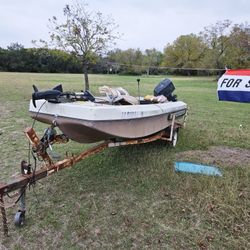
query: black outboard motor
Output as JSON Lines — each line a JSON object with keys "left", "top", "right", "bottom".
{"left": 154, "top": 78, "right": 177, "bottom": 102}
{"left": 32, "top": 84, "right": 63, "bottom": 107}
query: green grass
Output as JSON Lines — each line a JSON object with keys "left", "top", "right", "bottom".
{"left": 0, "top": 72, "right": 249, "bottom": 249}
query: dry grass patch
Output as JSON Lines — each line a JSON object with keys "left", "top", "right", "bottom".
{"left": 176, "top": 146, "right": 250, "bottom": 168}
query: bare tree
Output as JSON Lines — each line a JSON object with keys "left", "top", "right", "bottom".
{"left": 46, "top": 1, "right": 120, "bottom": 90}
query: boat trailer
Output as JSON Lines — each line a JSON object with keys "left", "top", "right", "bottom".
{"left": 0, "top": 115, "right": 183, "bottom": 236}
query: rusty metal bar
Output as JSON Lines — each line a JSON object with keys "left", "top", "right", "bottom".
{"left": 0, "top": 142, "right": 109, "bottom": 196}
{"left": 24, "top": 127, "right": 53, "bottom": 165}
{"left": 0, "top": 122, "right": 182, "bottom": 197}
{"left": 0, "top": 127, "right": 108, "bottom": 196}
{"left": 0, "top": 127, "right": 171, "bottom": 196}
{"left": 108, "top": 131, "right": 166, "bottom": 147}
{"left": 0, "top": 195, "right": 8, "bottom": 236}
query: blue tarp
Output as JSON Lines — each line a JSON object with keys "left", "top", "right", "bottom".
{"left": 175, "top": 162, "right": 222, "bottom": 176}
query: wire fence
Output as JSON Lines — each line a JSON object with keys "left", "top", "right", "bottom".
{"left": 98, "top": 62, "right": 226, "bottom": 76}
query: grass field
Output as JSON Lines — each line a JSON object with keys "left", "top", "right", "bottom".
{"left": 0, "top": 72, "right": 249, "bottom": 249}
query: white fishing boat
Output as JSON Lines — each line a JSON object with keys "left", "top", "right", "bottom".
{"left": 29, "top": 79, "right": 188, "bottom": 143}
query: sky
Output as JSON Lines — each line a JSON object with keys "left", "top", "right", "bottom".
{"left": 0, "top": 0, "right": 249, "bottom": 52}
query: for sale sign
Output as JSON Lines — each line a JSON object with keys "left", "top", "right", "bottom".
{"left": 217, "top": 69, "right": 250, "bottom": 103}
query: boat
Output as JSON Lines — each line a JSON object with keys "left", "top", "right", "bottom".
{"left": 0, "top": 78, "right": 188, "bottom": 234}
{"left": 29, "top": 79, "right": 188, "bottom": 143}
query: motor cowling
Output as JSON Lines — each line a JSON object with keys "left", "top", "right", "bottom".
{"left": 154, "top": 78, "right": 177, "bottom": 101}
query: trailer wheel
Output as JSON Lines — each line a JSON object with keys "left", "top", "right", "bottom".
{"left": 171, "top": 130, "right": 178, "bottom": 147}
{"left": 14, "top": 211, "right": 25, "bottom": 227}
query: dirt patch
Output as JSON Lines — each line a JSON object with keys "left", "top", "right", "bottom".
{"left": 176, "top": 146, "right": 250, "bottom": 167}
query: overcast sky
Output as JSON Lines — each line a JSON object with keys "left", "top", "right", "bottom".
{"left": 0, "top": 0, "right": 249, "bottom": 51}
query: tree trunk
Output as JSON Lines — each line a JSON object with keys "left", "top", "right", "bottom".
{"left": 83, "top": 64, "right": 89, "bottom": 91}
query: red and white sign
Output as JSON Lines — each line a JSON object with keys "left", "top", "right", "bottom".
{"left": 217, "top": 69, "right": 250, "bottom": 103}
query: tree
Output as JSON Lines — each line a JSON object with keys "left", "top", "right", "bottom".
{"left": 107, "top": 48, "right": 144, "bottom": 75}
{"left": 224, "top": 22, "right": 250, "bottom": 68}
{"left": 6, "top": 43, "right": 26, "bottom": 71}
{"left": 162, "top": 34, "right": 207, "bottom": 69}
{"left": 108, "top": 48, "right": 143, "bottom": 65}
{"left": 200, "top": 20, "right": 233, "bottom": 68}
{"left": 143, "top": 48, "right": 163, "bottom": 75}
{"left": 7, "top": 43, "right": 24, "bottom": 51}
{"left": 45, "top": 1, "right": 119, "bottom": 90}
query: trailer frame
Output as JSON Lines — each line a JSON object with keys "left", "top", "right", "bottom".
{"left": 0, "top": 114, "right": 183, "bottom": 236}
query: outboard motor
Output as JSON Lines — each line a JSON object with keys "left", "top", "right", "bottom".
{"left": 154, "top": 78, "right": 177, "bottom": 102}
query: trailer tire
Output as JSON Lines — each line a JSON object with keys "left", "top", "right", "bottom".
{"left": 171, "top": 130, "right": 178, "bottom": 147}
{"left": 14, "top": 211, "right": 25, "bottom": 227}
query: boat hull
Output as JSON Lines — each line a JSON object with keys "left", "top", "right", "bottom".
{"left": 30, "top": 111, "right": 186, "bottom": 143}
{"left": 29, "top": 100, "right": 187, "bottom": 143}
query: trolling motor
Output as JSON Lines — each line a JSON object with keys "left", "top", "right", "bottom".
{"left": 32, "top": 84, "right": 95, "bottom": 108}
{"left": 32, "top": 84, "right": 63, "bottom": 107}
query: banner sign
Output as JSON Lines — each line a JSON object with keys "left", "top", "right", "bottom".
{"left": 217, "top": 69, "right": 250, "bottom": 103}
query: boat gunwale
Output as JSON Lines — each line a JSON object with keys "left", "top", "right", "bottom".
{"left": 29, "top": 108, "right": 187, "bottom": 123}
{"left": 29, "top": 100, "right": 188, "bottom": 122}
